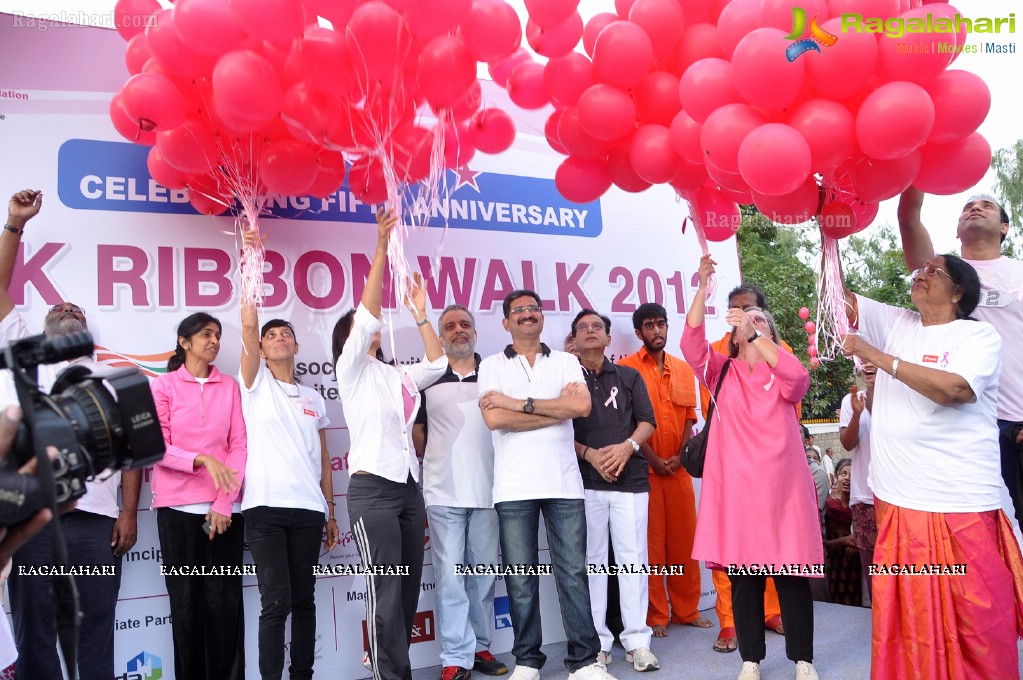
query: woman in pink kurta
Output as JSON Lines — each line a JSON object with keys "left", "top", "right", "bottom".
{"left": 681, "top": 255, "right": 823, "bottom": 680}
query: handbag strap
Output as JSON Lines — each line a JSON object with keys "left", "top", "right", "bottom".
{"left": 704, "top": 360, "right": 731, "bottom": 426}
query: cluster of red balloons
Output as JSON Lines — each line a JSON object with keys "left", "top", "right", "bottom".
{"left": 799, "top": 306, "right": 820, "bottom": 367}
{"left": 528, "top": 0, "right": 991, "bottom": 242}
{"left": 111, "top": 0, "right": 525, "bottom": 214}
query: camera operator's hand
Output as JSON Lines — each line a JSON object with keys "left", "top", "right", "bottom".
{"left": 0, "top": 406, "right": 55, "bottom": 569}
{"left": 110, "top": 511, "right": 138, "bottom": 557}
{"left": 195, "top": 454, "right": 240, "bottom": 493}
{"left": 205, "top": 510, "right": 232, "bottom": 539}
{"left": 7, "top": 190, "right": 43, "bottom": 230}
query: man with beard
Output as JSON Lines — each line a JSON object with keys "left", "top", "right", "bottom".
{"left": 477, "top": 290, "right": 613, "bottom": 680}
{"left": 413, "top": 305, "right": 508, "bottom": 680}
{"left": 617, "top": 304, "right": 708, "bottom": 639}
{"left": 0, "top": 189, "right": 142, "bottom": 680}
{"left": 839, "top": 363, "right": 877, "bottom": 603}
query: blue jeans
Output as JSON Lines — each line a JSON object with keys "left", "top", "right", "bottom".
{"left": 495, "top": 498, "right": 600, "bottom": 672}
{"left": 998, "top": 419, "right": 1023, "bottom": 525}
{"left": 427, "top": 505, "right": 500, "bottom": 667}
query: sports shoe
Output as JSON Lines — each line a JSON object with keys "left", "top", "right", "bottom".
{"left": 625, "top": 647, "right": 660, "bottom": 672}
{"left": 508, "top": 665, "right": 540, "bottom": 680}
{"left": 362, "top": 651, "right": 372, "bottom": 671}
{"left": 440, "top": 667, "right": 472, "bottom": 680}
{"left": 474, "top": 651, "right": 509, "bottom": 676}
{"left": 596, "top": 651, "right": 612, "bottom": 667}
{"left": 737, "top": 661, "right": 761, "bottom": 680}
{"left": 795, "top": 660, "right": 819, "bottom": 680}
{"left": 567, "top": 662, "right": 617, "bottom": 680}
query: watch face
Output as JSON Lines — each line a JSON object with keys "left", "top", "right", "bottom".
{"left": 524, "top": 398, "right": 535, "bottom": 414}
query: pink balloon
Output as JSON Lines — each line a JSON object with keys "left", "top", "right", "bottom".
{"left": 281, "top": 83, "right": 339, "bottom": 144}
{"left": 405, "top": 0, "right": 472, "bottom": 42}
{"left": 913, "top": 132, "right": 992, "bottom": 195}
{"left": 669, "top": 110, "right": 704, "bottom": 164}
{"left": 759, "top": 0, "right": 827, "bottom": 30}
{"left": 301, "top": 0, "right": 358, "bottom": 26}
{"left": 608, "top": 144, "right": 653, "bottom": 192}
{"left": 692, "top": 186, "right": 741, "bottom": 241}
{"left": 678, "top": 58, "right": 741, "bottom": 124}
{"left": 668, "top": 159, "right": 710, "bottom": 193}
{"left": 212, "top": 50, "right": 283, "bottom": 131}
{"left": 798, "top": 306, "right": 810, "bottom": 320}
{"left": 583, "top": 13, "right": 619, "bottom": 58}
{"left": 419, "top": 36, "right": 477, "bottom": 110}
{"left": 506, "top": 61, "right": 549, "bottom": 109}
{"left": 488, "top": 49, "right": 533, "bottom": 89}
{"left": 125, "top": 33, "right": 152, "bottom": 75}
{"left": 156, "top": 117, "right": 220, "bottom": 173}
{"left": 578, "top": 84, "right": 637, "bottom": 142}
{"left": 819, "top": 201, "right": 859, "bottom": 239}
{"left": 524, "top": 0, "right": 580, "bottom": 29}
{"left": 731, "top": 28, "right": 805, "bottom": 111}
{"left": 558, "top": 107, "right": 614, "bottom": 159}
{"left": 738, "top": 123, "right": 812, "bottom": 196}
{"left": 230, "top": 0, "right": 304, "bottom": 47}
{"left": 526, "top": 13, "right": 584, "bottom": 59}
{"left": 850, "top": 152, "right": 922, "bottom": 203}
{"left": 716, "top": 0, "right": 759, "bottom": 59}
{"left": 462, "top": 0, "right": 523, "bottom": 64}
{"left": 629, "top": 124, "right": 678, "bottom": 184}
{"left": 147, "top": 147, "right": 190, "bottom": 189}
{"left": 925, "top": 70, "right": 991, "bottom": 143}
{"left": 808, "top": 345, "right": 818, "bottom": 358}
{"left": 877, "top": 6, "right": 955, "bottom": 85}
{"left": 391, "top": 125, "right": 434, "bottom": 182}
{"left": 110, "top": 92, "right": 158, "bottom": 145}
{"left": 850, "top": 200, "right": 879, "bottom": 230}
{"left": 470, "top": 108, "right": 516, "bottom": 154}
{"left": 802, "top": 17, "right": 877, "bottom": 101}
{"left": 593, "top": 21, "right": 654, "bottom": 88}
{"left": 700, "top": 103, "right": 767, "bottom": 174}
{"left": 544, "top": 53, "right": 596, "bottom": 108}
{"left": 556, "top": 156, "right": 613, "bottom": 203}
{"left": 828, "top": 0, "right": 899, "bottom": 17}
{"left": 545, "top": 111, "right": 569, "bottom": 155}
{"left": 116, "top": 0, "right": 161, "bottom": 41}
{"left": 856, "top": 81, "right": 934, "bottom": 160}
{"left": 635, "top": 71, "right": 681, "bottom": 126}
{"left": 804, "top": 320, "right": 817, "bottom": 334}
{"left": 628, "top": 0, "right": 686, "bottom": 59}
{"left": 752, "top": 175, "right": 820, "bottom": 225}
{"left": 146, "top": 9, "right": 214, "bottom": 80}
{"left": 787, "top": 99, "right": 855, "bottom": 173}
{"left": 174, "top": 0, "right": 248, "bottom": 57}
{"left": 347, "top": 1, "right": 413, "bottom": 82}
{"left": 287, "top": 27, "right": 357, "bottom": 99}
{"left": 615, "top": 0, "right": 637, "bottom": 19}
{"left": 450, "top": 80, "right": 483, "bottom": 121}
{"left": 348, "top": 156, "right": 389, "bottom": 205}
{"left": 120, "top": 72, "right": 187, "bottom": 132}
{"left": 671, "top": 23, "right": 725, "bottom": 76}
{"left": 705, "top": 158, "right": 752, "bottom": 194}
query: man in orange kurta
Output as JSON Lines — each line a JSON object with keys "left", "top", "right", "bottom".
{"left": 618, "top": 303, "right": 711, "bottom": 637}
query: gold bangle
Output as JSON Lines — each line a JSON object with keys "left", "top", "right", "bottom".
{"left": 328, "top": 516, "right": 336, "bottom": 522}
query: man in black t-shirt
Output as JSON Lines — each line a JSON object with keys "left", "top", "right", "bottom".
{"left": 571, "top": 309, "right": 661, "bottom": 673}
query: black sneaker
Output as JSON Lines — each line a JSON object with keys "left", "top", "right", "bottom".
{"left": 440, "top": 666, "right": 471, "bottom": 680}
{"left": 473, "top": 651, "right": 509, "bottom": 676}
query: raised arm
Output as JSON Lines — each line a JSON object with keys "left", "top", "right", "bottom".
{"left": 239, "top": 228, "right": 263, "bottom": 389}
{"left": 363, "top": 208, "right": 396, "bottom": 318}
{"left": 687, "top": 254, "right": 715, "bottom": 329}
{"left": 0, "top": 190, "right": 43, "bottom": 319}
{"left": 404, "top": 272, "right": 442, "bottom": 362}
{"left": 897, "top": 188, "right": 935, "bottom": 271}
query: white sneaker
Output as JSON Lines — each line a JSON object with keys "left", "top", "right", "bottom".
{"left": 795, "top": 660, "right": 819, "bottom": 679}
{"left": 509, "top": 665, "right": 541, "bottom": 680}
{"left": 625, "top": 647, "right": 660, "bottom": 672}
{"left": 568, "top": 661, "right": 618, "bottom": 680}
{"left": 737, "top": 661, "right": 761, "bottom": 680}
{"left": 596, "top": 650, "right": 612, "bottom": 667}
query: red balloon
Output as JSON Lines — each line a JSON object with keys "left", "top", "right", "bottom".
{"left": 913, "top": 132, "right": 992, "bottom": 195}
{"left": 699, "top": 103, "right": 767, "bottom": 174}
{"left": 174, "top": 0, "right": 248, "bottom": 57}
{"left": 524, "top": 0, "right": 580, "bottom": 29}
{"left": 753, "top": 175, "right": 819, "bottom": 225}
{"left": 715, "top": 0, "right": 759, "bottom": 59}
{"left": 758, "top": 0, "right": 826, "bottom": 30}
{"left": 419, "top": 36, "right": 477, "bottom": 110}
{"left": 731, "top": 28, "right": 805, "bottom": 112}
{"left": 147, "top": 147, "right": 190, "bottom": 189}
{"left": 578, "top": 84, "right": 637, "bottom": 142}
{"left": 259, "top": 140, "right": 319, "bottom": 195}
{"left": 156, "top": 118, "right": 220, "bottom": 174}
{"left": 301, "top": 0, "right": 358, "bottom": 26}
{"left": 856, "top": 81, "right": 934, "bottom": 160}
{"left": 463, "top": 0, "right": 523, "bottom": 64}
{"left": 307, "top": 149, "right": 347, "bottom": 198}
{"left": 281, "top": 83, "right": 339, "bottom": 144}
{"left": 349, "top": 156, "right": 389, "bottom": 204}
{"left": 391, "top": 125, "right": 434, "bottom": 183}
{"left": 850, "top": 152, "right": 922, "bottom": 203}
{"left": 705, "top": 158, "right": 752, "bottom": 194}
{"left": 488, "top": 49, "right": 533, "bottom": 89}
{"left": 819, "top": 202, "right": 859, "bottom": 239}
{"left": 692, "top": 186, "right": 740, "bottom": 241}
{"left": 592, "top": 21, "right": 654, "bottom": 88}
{"left": 583, "top": 13, "right": 619, "bottom": 58}
{"left": 545, "top": 111, "right": 569, "bottom": 155}
{"left": 558, "top": 107, "right": 613, "bottom": 159}
{"left": 555, "top": 156, "right": 613, "bottom": 204}
{"left": 125, "top": 33, "right": 152, "bottom": 75}
{"left": 147, "top": 9, "right": 216, "bottom": 79}
{"left": 405, "top": 0, "right": 472, "bottom": 42}
{"left": 526, "top": 13, "right": 584, "bottom": 59}
{"left": 230, "top": 0, "right": 304, "bottom": 47}
{"left": 634, "top": 72, "right": 681, "bottom": 126}
{"left": 787, "top": 99, "right": 855, "bottom": 173}
{"left": 110, "top": 93, "right": 157, "bottom": 145}
{"left": 828, "top": 0, "right": 899, "bottom": 17}
{"left": 189, "top": 189, "right": 232, "bottom": 215}
{"left": 678, "top": 58, "right": 741, "bottom": 124}
{"left": 287, "top": 27, "right": 357, "bottom": 99}
{"left": 615, "top": 0, "right": 637, "bottom": 19}
{"left": 850, "top": 200, "right": 879, "bottom": 231}
{"left": 115, "top": 0, "right": 161, "bottom": 41}
{"left": 737, "top": 123, "right": 812, "bottom": 196}
{"left": 544, "top": 53, "right": 596, "bottom": 108}
{"left": 669, "top": 110, "right": 704, "bottom": 164}
{"left": 469, "top": 108, "right": 516, "bottom": 154}
{"left": 629, "top": 124, "right": 678, "bottom": 184}
{"left": 506, "top": 61, "right": 549, "bottom": 110}
{"left": 347, "top": 1, "right": 413, "bottom": 82}
{"left": 628, "top": 0, "right": 686, "bottom": 59}
{"left": 669, "top": 159, "right": 710, "bottom": 194}
{"left": 120, "top": 72, "right": 186, "bottom": 133}
{"left": 803, "top": 17, "right": 877, "bottom": 101}
{"left": 450, "top": 81, "right": 483, "bottom": 121}
{"left": 877, "top": 6, "right": 955, "bottom": 85}
{"left": 608, "top": 145, "right": 652, "bottom": 193}
{"left": 671, "top": 23, "right": 725, "bottom": 76}
{"left": 213, "top": 50, "right": 284, "bottom": 132}
{"left": 925, "top": 70, "right": 991, "bottom": 143}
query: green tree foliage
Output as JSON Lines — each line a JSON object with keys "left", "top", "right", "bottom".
{"left": 992, "top": 139, "right": 1023, "bottom": 229}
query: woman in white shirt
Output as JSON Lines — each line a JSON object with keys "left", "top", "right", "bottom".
{"left": 239, "top": 230, "right": 339, "bottom": 680}
{"left": 332, "top": 208, "right": 446, "bottom": 680}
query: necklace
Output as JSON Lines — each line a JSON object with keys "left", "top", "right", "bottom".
{"left": 272, "top": 376, "right": 301, "bottom": 399}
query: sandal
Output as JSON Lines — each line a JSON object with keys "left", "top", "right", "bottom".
{"left": 765, "top": 615, "right": 785, "bottom": 635}
{"left": 713, "top": 626, "right": 737, "bottom": 653}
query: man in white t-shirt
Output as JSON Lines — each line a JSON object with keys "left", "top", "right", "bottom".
{"left": 0, "top": 189, "right": 142, "bottom": 680}
{"left": 839, "top": 363, "right": 876, "bottom": 601}
{"left": 898, "top": 188, "right": 1023, "bottom": 525}
{"left": 477, "top": 290, "right": 613, "bottom": 680}
{"left": 412, "top": 305, "right": 507, "bottom": 680}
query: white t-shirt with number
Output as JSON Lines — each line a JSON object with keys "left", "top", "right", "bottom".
{"left": 839, "top": 390, "right": 873, "bottom": 506}
{"left": 856, "top": 295, "right": 1003, "bottom": 512}
{"left": 963, "top": 256, "right": 1023, "bottom": 421}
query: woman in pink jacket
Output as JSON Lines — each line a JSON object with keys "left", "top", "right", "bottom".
{"left": 150, "top": 312, "right": 247, "bottom": 680}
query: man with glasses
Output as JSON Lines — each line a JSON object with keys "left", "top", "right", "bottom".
{"left": 617, "top": 304, "right": 709, "bottom": 639}
{"left": 477, "top": 290, "right": 614, "bottom": 680}
{"left": 898, "top": 187, "right": 1023, "bottom": 525}
{"left": 570, "top": 309, "right": 660, "bottom": 672}
{"left": 0, "top": 189, "right": 142, "bottom": 680}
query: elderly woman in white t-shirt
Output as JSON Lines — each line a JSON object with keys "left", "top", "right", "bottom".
{"left": 842, "top": 252, "right": 1023, "bottom": 680}
{"left": 238, "top": 230, "right": 338, "bottom": 680}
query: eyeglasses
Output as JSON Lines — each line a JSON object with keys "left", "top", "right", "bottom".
{"left": 909, "top": 263, "right": 951, "bottom": 281}
{"left": 48, "top": 303, "right": 85, "bottom": 316}
{"left": 641, "top": 320, "right": 667, "bottom": 331}
{"left": 575, "top": 322, "right": 605, "bottom": 333}
{"left": 509, "top": 304, "right": 541, "bottom": 315}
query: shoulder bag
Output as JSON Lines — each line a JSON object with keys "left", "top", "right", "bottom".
{"left": 679, "top": 359, "right": 731, "bottom": 478}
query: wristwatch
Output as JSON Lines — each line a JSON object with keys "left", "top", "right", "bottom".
{"left": 627, "top": 438, "right": 640, "bottom": 452}
{"left": 747, "top": 330, "right": 763, "bottom": 343}
{"left": 523, "top": 397, "right": 535, "bottom": 414}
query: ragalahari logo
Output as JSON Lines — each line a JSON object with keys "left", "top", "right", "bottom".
{"left": 95, "top": 346, "right": 173, "bottom": 379}
{"left": 117, "top": 651, "right": 162, "bottom": 680}
{"left": 785, "top": 7, "right": 839, "bottom": 62}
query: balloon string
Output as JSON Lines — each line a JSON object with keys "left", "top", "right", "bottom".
{"left": 680, "top": 191, "right": 715, "bottom": 300}
{"left": 815, "top": 234, "right": 850, "bottom": 363}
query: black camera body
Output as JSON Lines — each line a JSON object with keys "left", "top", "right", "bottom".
{"left": 0, "top": 331, "right": 165, "bottom": 526}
